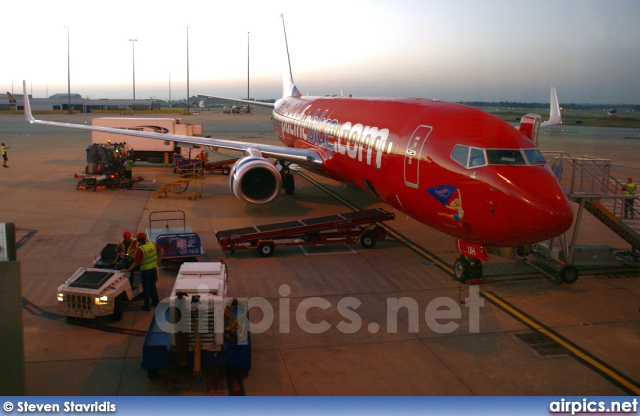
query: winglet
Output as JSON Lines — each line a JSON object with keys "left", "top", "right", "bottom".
{"left": 23, "top": 80, "right": 36, "bottom": 123}
{"left": 280, "top": 14, "right": 301, "bottom": 99}
{"left": 541, "top": 87, "right": 562, "bottom": 127}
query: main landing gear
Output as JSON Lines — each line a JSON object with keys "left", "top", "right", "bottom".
{"left": 277, "top": 160, "right": 295, "bottom": 195}
{"left": 453, "top": 239, "right": 488, "bottom": 283}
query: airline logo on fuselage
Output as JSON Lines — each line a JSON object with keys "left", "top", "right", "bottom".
{"left": 116, "top": 125, "right": 169, "bottom": 134}
{"left": 274, "top": 107, "right": 393, "bottom": 169}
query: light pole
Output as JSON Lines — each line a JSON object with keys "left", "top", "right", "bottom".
{"left": 65, "top": 26, "right": 72, "bottom": 114}
{"left": 247, "top": 31, "right": 250, "bottom": 101}
{"left": 186, "top": 27, "right": 190, "bottom": 114}
{"left": 129, "top": 39, "right": 137, "bottom": 100}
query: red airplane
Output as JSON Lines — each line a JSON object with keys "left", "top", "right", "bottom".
{"left": 22, "top": 16, "right": 573, "bottom": 282}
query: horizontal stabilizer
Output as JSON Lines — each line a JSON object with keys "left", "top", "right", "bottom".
{"left": 197, "top": 95, "right": 274, "bottom": 109}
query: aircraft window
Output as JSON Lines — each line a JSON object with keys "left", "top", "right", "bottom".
{"left": 469, "top": 148, "right": 486, "bottom": 167}
{"left": 451, "top": 145, "right": 469, "bottom": 167}
{"left": 523, "top": 149, "right": 547, "bottom": 165}
{"left": 486, "top": 149, "right": 526, "bottom": 165}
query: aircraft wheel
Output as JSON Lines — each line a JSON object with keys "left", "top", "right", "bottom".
{"left": 469, "top": 260, "right": 483, "bottom": 278}
{"left": 560, "top": 265, "right": 579, "bottom": 284}
{"left": 258, "top": 242, "right": 275, "bottom": 257}
{"left": 283, "top": 174, "right": 295, "bottom": 195}
{"left": 360, "top": 232, "right": 377, "bottom": 249}
{"left": 453, "top": 257, "right": 469, "bottom": 283}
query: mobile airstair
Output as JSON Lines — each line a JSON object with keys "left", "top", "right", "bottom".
{"left": 530, "top": 152, "right": 640, "bottom": 283}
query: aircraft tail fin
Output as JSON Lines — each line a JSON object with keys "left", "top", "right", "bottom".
{"left": 280, "top": 14, "right": 301, "bottom": 99}
{"left": 23, "top": 81, "right": 35, "bottom": 123}
{"left": 541, "top": 87, "right": 562, "bottom": 127}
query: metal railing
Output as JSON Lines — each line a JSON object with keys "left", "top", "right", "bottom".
{"left": 544, "top": 152, "right": 639, "bottom": 240}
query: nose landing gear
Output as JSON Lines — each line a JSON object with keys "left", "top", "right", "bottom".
{"left": 453, "top": 239, "right": 488, "bottom": 283}
{"left": 453, "top": 256, "right": 484, "bottom": 283}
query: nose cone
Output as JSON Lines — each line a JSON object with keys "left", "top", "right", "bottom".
{"left": 502, "top": 170, "right": 574, "bottom": 245}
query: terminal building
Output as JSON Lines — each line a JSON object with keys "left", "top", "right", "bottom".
{"left": 0, "top": 92, "right": 156, "bottom": 113}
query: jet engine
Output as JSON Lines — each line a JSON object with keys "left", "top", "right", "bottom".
{"left": 230, "top": 156, "right": 282, "bottom": 204}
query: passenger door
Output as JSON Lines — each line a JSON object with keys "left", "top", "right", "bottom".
{"left": 404, "top": 125, "right": 432, "bottom": 188}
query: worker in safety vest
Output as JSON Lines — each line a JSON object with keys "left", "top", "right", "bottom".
{"left": 122, "top": 233, "right": 163, "bottom": 311}
{"left": 123, "top": 158, "right": 134, "bottom": 188}
{"left": 622, "top": 177, "right": 636, "bottom": 219}
{"left": 1, "top": 142, "right": 8, "bottom": 168}
{"left": 116, "top": 231, "right": 138, "bottom": 258}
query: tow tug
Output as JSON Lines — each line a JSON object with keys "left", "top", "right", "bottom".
{"left": 56, "top": 244, "right": 142, "bottom": 321}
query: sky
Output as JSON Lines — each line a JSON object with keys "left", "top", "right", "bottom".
{"left": 3, "top": 0, "right": 640, "bottom": 104}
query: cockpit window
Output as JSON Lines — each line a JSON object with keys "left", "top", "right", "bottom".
{"left": 451, "top": 145, "right": 486, "bottom": 168}
{"left": 523, "top": 149, "right": 547, "bottom": 165}
{"left": 486, "top": 149, "right": 526, "bottom": 165}
{"left": 451, "top": 145, "right": 469, "bottom": 167}
{"left": 469, "top": 148, "right": 486, "bottom": 167}
{"left": 452, "top": 146, "right": 542, "bottom": 168}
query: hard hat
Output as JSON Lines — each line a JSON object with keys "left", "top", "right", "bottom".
{"left": 136, "top": 232, "right": 147, "bottom": 242}
{"left": 123, "top": 231, "right": 132, "bottom": 239}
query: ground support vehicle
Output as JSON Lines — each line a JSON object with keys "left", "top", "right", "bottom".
{"left": 204, "top": 158, "right": 238, "bottom": 175}
{"left": 76, "top": 142, "right": 132, "bottom": 191}
{"left": 91, "top": 117, "right": 203, "bottom": 163}
{"left": 215, "top": 208, "right": 397, "bottom": 257}
{"left": 56, "top": 245, "right": 142, "bottom": 321}
{"left": 140, "top": 262, "right": 251, "bottom": 380}
{"left": 147, "top": 210, "right": 204, "bottom": 263}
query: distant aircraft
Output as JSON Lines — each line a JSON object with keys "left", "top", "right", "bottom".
{"left": 23, "top": 15, "right": 572, "bottom": 281}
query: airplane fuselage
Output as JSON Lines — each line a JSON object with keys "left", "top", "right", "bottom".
{"left": 272, "top": 96, "right": 573, "bottom": 247}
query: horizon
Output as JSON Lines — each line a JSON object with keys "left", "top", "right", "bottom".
{"left": 19, "top": 92, "right": 639, "bottom": 108}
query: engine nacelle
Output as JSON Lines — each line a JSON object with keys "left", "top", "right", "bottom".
{"left": 230, "top": 156, "right": 282, "bottom": 204}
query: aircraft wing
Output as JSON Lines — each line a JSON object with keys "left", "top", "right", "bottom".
{"left": 22, "top": 81, "right": 321, "bottom": 168}
{"left": 198, "top": 95, "right": 275, "bottom": 109}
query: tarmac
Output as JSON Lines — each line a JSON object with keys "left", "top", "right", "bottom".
{"left": 0, "top": 109, "right": 639, "bottom": 396}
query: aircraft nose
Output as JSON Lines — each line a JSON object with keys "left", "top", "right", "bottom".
{"left": 504, "top": 170, "right": 574, "bottom": 244}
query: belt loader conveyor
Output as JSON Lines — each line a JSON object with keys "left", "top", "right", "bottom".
{"left": 215, "top": 208, "right": 398, "bottom": 257}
